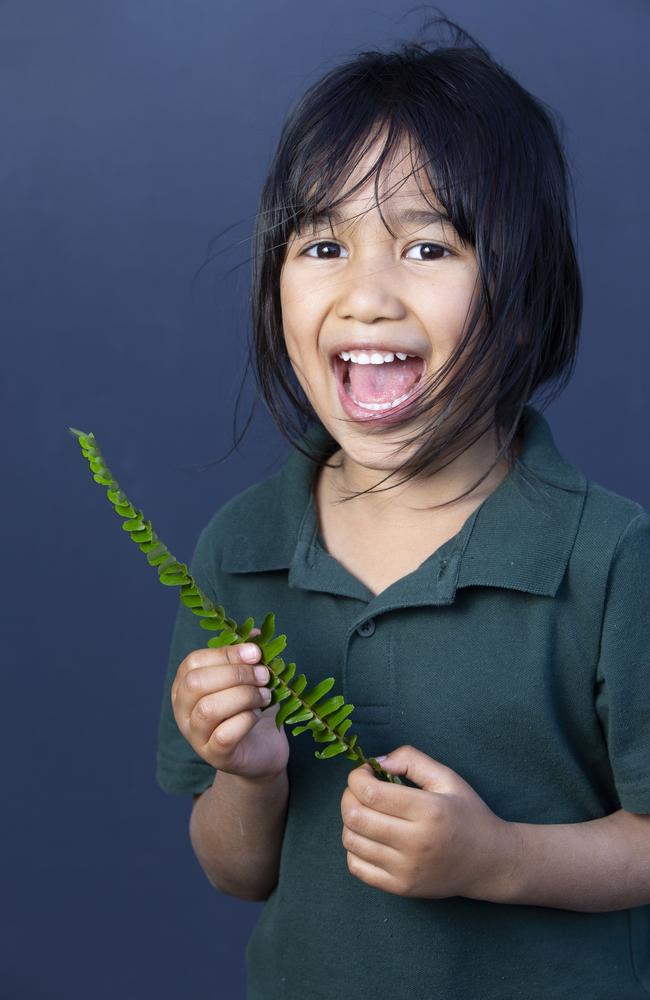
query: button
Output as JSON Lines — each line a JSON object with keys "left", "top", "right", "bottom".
{"left": 356, "top": 618, "right": 376, "bottom": 637}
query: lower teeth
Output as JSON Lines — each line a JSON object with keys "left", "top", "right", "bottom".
{"left": 349, "top": 389, "right": 414, "bottom": 411}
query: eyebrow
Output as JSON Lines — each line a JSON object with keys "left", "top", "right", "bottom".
{"left": 302, "top": 205, "right": 453, "bottom": 232}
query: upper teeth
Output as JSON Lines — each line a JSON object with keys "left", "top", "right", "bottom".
{"left": 337, "top": 350, "right": 417, "bottom": 364}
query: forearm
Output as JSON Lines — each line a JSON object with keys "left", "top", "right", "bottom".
{"left": 189, "top": 768, "right": 289, "bottom": 902}
{"left": 484, "top": 809, "right": 650, "bottom": 912}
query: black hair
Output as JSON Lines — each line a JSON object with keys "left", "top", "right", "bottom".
{"left": 201, "top": 9, "right": 582, "bottom": 510}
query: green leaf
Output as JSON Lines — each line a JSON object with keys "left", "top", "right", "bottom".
{"left": 181, "top": 592, "right": 203, "bottom": 609}
{"left": 207, "top": 630, "right": 239, "bottom": 647}
{"left": 237, "top": 617, "right": 255, "bottom": 641}
{"left": 283, "top": 706, "right": 314, "bottom": 725}
{"left": 260, "top": 634, "right": 286, "bottom": 662}
{"left": 146, "top": 544, "right": 169, "bottom": 566}
{"left": 292, "top": 718, "right": 325, "bottom": 737}
{"left": 93, "top": 473, "right": 112, "bottom": 485}
{"left": 287, "top": 712, "right": 315, "bottom": 733}
{"left": 323, "top": 703, "right": 355, "bottom": 728}
{"left": 302, "top": 677, "right": 335, "bottom": 707}
{"left": 199, "top": 602, "right": 222, "bottom": 618}
{"left": 114, "top": 502, "right": 137, "bottom": 518}
{"left": 311, "top": 695, "right": 344, "bottom": 719}
{"left": 313, "top": 728, "right": 337, "bottom": 743}
{"left": 287, "top": 674, "right": 308, "bottom": 697}
{"left": 139, "top": 535, "right": 161, "bottom": 553}
{"left": 315, "top": 740, "right": 349, "bottom": 760}
{"left": 335, "top": 718, "right": 353, "bottom": 738}
{"left": 159, "top": 571, "right": 191, "bottom": 586}
{"left": 122, "top": 517, "right": 145, "bottom": 532}
{"left": 260, "top": 613, "right": 275, "bottom": 643}
{"left": 107, "top": 487, "right": 128, "bottom": 504}
{"left": 276, "top": 696, "right": 303, "bottom": 727}
{"left": 273, "top": 684, "right": 297, "bottom": 703}
{"left": 157, "top": 555, "right": 178, "bottom": 574}
{"left": 130, "top": 526, "right": 153, "bottom": 544}
{"left": 269, "top": 660, "right": 295, "bottom": 688}
{"left": 199, "top": 617, "right": 226, "bottom": 631}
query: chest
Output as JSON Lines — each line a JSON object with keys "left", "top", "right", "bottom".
{"left": 314, "top": 485, "right": 471, "bottom": 597}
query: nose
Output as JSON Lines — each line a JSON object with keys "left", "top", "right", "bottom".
{"left": 334, "top": 253, "right": 407, "bottom": 325}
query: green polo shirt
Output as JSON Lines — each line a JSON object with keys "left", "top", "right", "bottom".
{"left": 157, "top": 404, "right": 650, "bottom": 1000}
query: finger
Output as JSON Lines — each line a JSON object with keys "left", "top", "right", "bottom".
{"left": 342, "top": 819, "right": 402, "bottom": 871}
{"left": 172, "top": 638, "right": 264, "bottom": 704}
{"left": 188, "top": 683, "right": 272, "bottom": 744}
{"left": 347, "top": 764, "right": 425, "bottom": 821}
{"left": 175, "top": 661, "right": 270, "bottom": 726}
{"left": 342, "top": 795, "right": 412, "bottom": 852}
{"left": 182, "top": 640, "right": 262, "bottom": 677}
{"left": 345, "top": 850, "right": 402, "bottom": 896}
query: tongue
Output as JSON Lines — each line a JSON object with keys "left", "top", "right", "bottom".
{"left": 347, "top": 357, "right": 423, "bottom": 404}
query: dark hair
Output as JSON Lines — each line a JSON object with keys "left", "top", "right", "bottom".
{"left": 204, "top": 11, "right": 582, "bottom": 509}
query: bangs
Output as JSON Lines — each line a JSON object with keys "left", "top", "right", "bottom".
{"left": 277, "top": 79, "right": 482, "bottom": 254}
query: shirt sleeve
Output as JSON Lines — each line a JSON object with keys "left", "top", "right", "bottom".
{"left": 155, "top": 523, "right": 220, "bottom": 796}
{"left": 595, "top": 509, "right": 650, "bottom": 813}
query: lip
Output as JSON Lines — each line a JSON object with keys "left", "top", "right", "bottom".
{"left": 332, "top": 355, "right": 426, "bottom": 426}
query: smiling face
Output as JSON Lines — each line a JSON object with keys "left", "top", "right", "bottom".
{"left": 279, "top": 133, "right": 484, "bottom": 487}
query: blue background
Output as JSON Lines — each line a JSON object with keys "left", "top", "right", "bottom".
{"left": 2, "top": 1, "right": 648, "bottom": 997}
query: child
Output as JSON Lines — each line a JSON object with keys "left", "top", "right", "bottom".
{"left": 156, "top": 16, "right": 650, "bottom": 1000}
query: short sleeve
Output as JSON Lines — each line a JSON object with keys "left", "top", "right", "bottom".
{"left": 595, "top": 510, "right": 650, "bottom": 813}
{"left": 155, "top": 525, "right": 219, "bottom": 796}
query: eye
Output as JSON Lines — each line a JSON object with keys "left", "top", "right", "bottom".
{"left": 300, "top": 241, "right": 348, "bottom": 259}
{"left": 404, "top": 242, "right": 453, "bottom": 261}
{"left": 299, "top": 240, "right": 453, "bottom": 261}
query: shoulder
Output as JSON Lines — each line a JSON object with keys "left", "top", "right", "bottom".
{"left": 569, "top": 477, "right": 650, "bottom": 597}
{"left": 579, "top": 478, "right": 648, "bottom": 551}
{"left": 188, "top": 449, "right": 308, "bottom": 584}
{"left": 203, "top": 468, "right": 287, "bottom": 538}
{"left": 192, "top": 466, "right": 286, "bottom": 564}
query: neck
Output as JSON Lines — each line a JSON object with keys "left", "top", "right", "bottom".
{"left": 324, "top": 424, "right": 519, "bottom": 527}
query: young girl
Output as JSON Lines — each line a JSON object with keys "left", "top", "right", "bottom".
{"left": 156, "top": 17, "right": 650, "bottom": 1000}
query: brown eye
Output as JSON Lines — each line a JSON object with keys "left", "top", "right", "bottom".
{"left": 404, "top": 242, "right": 452, "bottom": 261}
{"left": 301, "top": 241, "right": 346, "bottom": 259}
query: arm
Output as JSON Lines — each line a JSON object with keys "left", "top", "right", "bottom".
{"left": 489, "top": 809, "right": 650, "bottom": 912}
{"left": 189, "top": 767, "right": 289, "bottom": 902}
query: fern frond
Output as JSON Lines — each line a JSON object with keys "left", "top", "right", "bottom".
{"left": 69, "top": 427, "right": 402, "bottom": 784}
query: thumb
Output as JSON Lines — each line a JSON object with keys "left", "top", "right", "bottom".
{"left": 374, "top": 745, "right": 470, "bottom": 795}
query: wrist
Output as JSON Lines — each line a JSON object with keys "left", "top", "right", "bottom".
{"left": 466, "top": 818, "right": 527, "bottom": 905}
{"left": 231, "top": 767, "right": 288, "bottom": 793}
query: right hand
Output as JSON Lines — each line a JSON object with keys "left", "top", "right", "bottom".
{"left": 171, "top": 628, "right": 290, "bottom": 782}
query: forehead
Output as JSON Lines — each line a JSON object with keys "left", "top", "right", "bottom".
{"left": 297, "top": 132, "right": 448, "bottom": 233}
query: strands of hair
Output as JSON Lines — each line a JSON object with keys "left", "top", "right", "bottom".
{"left": 194, "top": 7, "right": 583, "bottom": 510}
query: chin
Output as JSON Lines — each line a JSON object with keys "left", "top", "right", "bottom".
{"left": 341, "top": 432, "right": 420, "bottom": 468}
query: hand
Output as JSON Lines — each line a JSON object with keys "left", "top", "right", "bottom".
{"left": 340, "top": 745, "right": 519, "bottom": 900}
{"left": 171, "top": 627, "right": 290, "bottom": 782}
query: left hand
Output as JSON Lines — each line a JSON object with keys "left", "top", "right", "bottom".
{"left": 340, "top": 745, "right": 519, "bottom": 900}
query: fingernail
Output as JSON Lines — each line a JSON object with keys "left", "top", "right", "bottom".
{"left": 375, "top": 755, "right": 388, "bottom": 763}
{"left": 255, "top": 666, "right": 269, "bottom": 683}
{"left": 241, "top": 645, "right": 259, "bottom": 661}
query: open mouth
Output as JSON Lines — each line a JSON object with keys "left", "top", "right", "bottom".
{"left": 332, "top": 353, "right": 426, "bottom": 420}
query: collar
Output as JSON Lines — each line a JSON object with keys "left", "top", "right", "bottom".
{"left": 220, "top": 405, "right": 587, "bottom": 609}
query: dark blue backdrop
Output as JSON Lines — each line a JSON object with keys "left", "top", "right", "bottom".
{"left": 2, "top": 2, "right": 648, "bottom": 997}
